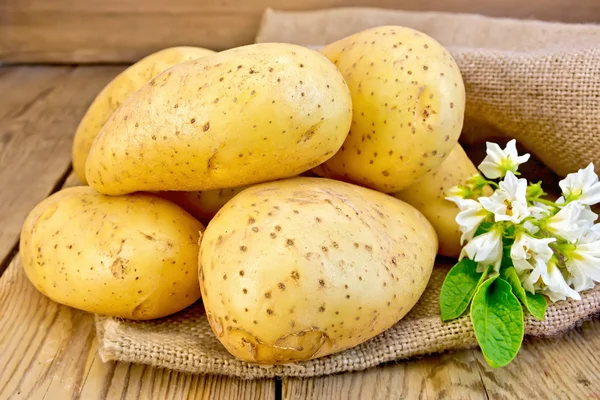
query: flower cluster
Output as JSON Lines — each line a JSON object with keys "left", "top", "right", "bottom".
{"left": 447, "top": 140, "right": 600, "bottom": 302}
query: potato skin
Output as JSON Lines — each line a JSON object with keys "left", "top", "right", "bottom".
{"left": 158, "top": 187, "right": 246, "bottom": 224}
{"left": 20, "top": 186, "right": 204, "bottom": 320}
{"left": 199, "top": 177, "right": 437, "bottom": 363}
{"left": 86, "top": 43, "right": 352, "bottom": 195}
{"left": 392, "top": 145, "right": 477, "bottom": 258}
{"left": 72, "top": 47, "right": 215, "bottom": 184}
{"left": 160, "top": 172, "right": 319, "bottom": 224}
{"left": 315, "top": 26, "right": 466, "bottom": 193}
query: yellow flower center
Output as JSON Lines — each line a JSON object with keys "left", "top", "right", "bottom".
{"left": 504, "top": 199, "right": 513, "bottom": 216}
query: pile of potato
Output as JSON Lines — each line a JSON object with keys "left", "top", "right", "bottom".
{"left": 21, "top": 26, "right": 476, "bottom": 364}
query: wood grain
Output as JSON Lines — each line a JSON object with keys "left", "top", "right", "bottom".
{"left": 2, "top": 0, "right": 599, "bottom": 63}
{"left": 283, "top": 322, "right": 600, "bottom": 400}
{"left": 0, "top": 247, "right": 276, "bottom": 399}
{"left": 476, "top": 322, "right": 600, "bottom": 399}
{"left": 283, "top": 350, "right": 488, "bottom": 399}
{"left": 0, "top": 66, "right": 122, "bottom": 273}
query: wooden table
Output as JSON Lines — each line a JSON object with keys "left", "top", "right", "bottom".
{"left": 1, "top": 65, "right": 600, "bottom": 400}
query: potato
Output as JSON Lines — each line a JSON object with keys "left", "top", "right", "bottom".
{"left": 392, "top": 145, "right": 478, "bottom": 258}
{"left": 314, "top": 26, "right": 466, "bottom": 193}
{"left": 159, "top": 171, "right": 320, "bottom": 223}
{"left": 86, "top": 43, "right": 353, "bottom": 195}
{"left": 159, "top": 169, "right": 323, "bottom": 223}
{"left": 72, "top": 46, "right": 216, "bottom": 184}
{"left": 199, "top": 177, "right": 437, "bottom": 363}
{"left": 20, "top": 186, "right": 204, "bottom": 320}
{"left": 158, "top": 186, "right": 246, "bottom": 224}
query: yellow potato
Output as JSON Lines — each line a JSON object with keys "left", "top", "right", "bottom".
{"left": 86, "top": 43, "right": 352, "bottom": 195}
{"left": 72, "top": 46, "right": 216, "bottom": 184}
{"left": 20, "top": 186, "right": 204, "bottom": 320}
{"left": 159, "top": 172, "right": 322, "bottom": 223}
{"left": 315, "top": 26, "right": 466, "bottom": 192}
{"left": 159, "top": 170, "right": 323, "bottom": 224}
{"left": 158, "top": 186, "right": 246, "bottom": 224}
{"left": 199, "top": 177, "right": 437, "bottom": 363}
{"left": 392, "top": 145, "right": 478, "bottom": 258}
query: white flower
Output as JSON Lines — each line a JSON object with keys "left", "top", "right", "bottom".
{"left": 460, "top": 227, "right": 503, "bottom": 271}
{"left": 558, "top": 163, "right": 600, "bottom": 206}
{"left": 446, "top": 197, "right": 489, "bottom": 244}
{"left": 478, "top": 139, "right": 530, "bottom": 179}
{"left": 542, "top": 261, "right": 581, "bottom": 302}
{"left": 566, "top": 264, "right": 595, "bottom": 293}
{"left": 562, "top": 236, "right": 600, "bottom": 292}
{"left": 545, "top": 202, "right": 597, "bottom": 243}
{"left": 581, "top": 223, "right": 600, "bottom": 244}
{"left": 510, "top": 232, "right": 556, "bottom": 276}
{"left": 528, "top": 202, "right": 554, "bottom": 220}
{"left": 521, "top": 269, "right": 542, "bottom": 294}
{"left": 479, "top": 171, "right": 530, "bottom": 224}
{"left": 522, "top": 261, "right": 580, "bottom": 302}
{"left": 564, "top": 240, "right": 600, "bottom": 284}
{"left": 522, "top": 220, "right": 540, "bottom": 235}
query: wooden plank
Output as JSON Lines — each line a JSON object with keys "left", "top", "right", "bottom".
{"left": 476, "top": 321, "right": 600, "bottom": 399}
{"left": 283, "top": 320, "right": 600, "bottom": 399}
{"left": 0, "top": 252, "right": 276, "bottom": 399}
{"left": 2, "top": 0, "right": 599, "bottom": 63}
{"left": 0, "top": 68, "right": 69, "bottom": 121}
{"left": 282, "top": 350, "right": 488, "bottom": 399}
{"left": 0, "top": 66, "right": 123, "bottom": 273}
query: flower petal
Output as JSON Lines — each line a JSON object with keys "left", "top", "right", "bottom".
{"left": 479, "top": 172, "right": 530, "bottom": 223}
{"left": 540, "top": 262, "right": 581, "bottom": 302}
{"left": 559, "top": 163, "right": 600, "bottom": 205}
{"left": 546, "top": 202, "right": 597, "bottom": 242}
{"left": 478, "top": 160, "right": 503, "bottom": 179}
{"left": 580, "top": 183, "right": 600, "bottom": 206}
{"left": 462, "top": 229, "right": 503, "bottom": 271}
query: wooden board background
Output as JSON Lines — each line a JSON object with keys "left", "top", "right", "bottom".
{"left": 1, "top": 0, "right": 600, "bottom": 63}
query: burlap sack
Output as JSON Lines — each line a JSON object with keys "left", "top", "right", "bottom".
{"left": 96, "top": 263, "right": 600, "bottom": 379}
{"left": 96, "top": 9, "right": 600, "bottom": 378}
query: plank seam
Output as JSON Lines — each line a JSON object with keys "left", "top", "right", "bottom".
{"left": 275, "top": 377, "right": 282, "bottom": 400}
{"left": 0, "top": 242, "right": 19, "bottom": 277}
{"left": 474, "top": 350, "right": 491, "bottom": 400}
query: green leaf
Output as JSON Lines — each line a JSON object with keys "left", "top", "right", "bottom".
{"left": 501, "top": 245, "right": 514, "bottom": 270}
{"left": 500, "top": 234, "right": 515, "bottom": 270}
{"left": 470, "top": 277, "right": 525, "bottom": 368}
{"left": 440, "top": 259, "right": 489, "bottom": 322}
{"left": 525, "top": 292, "right": 548, "bottom": 320}
{"left": 500, "top": 267, "right": 547, "bottom": 320}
